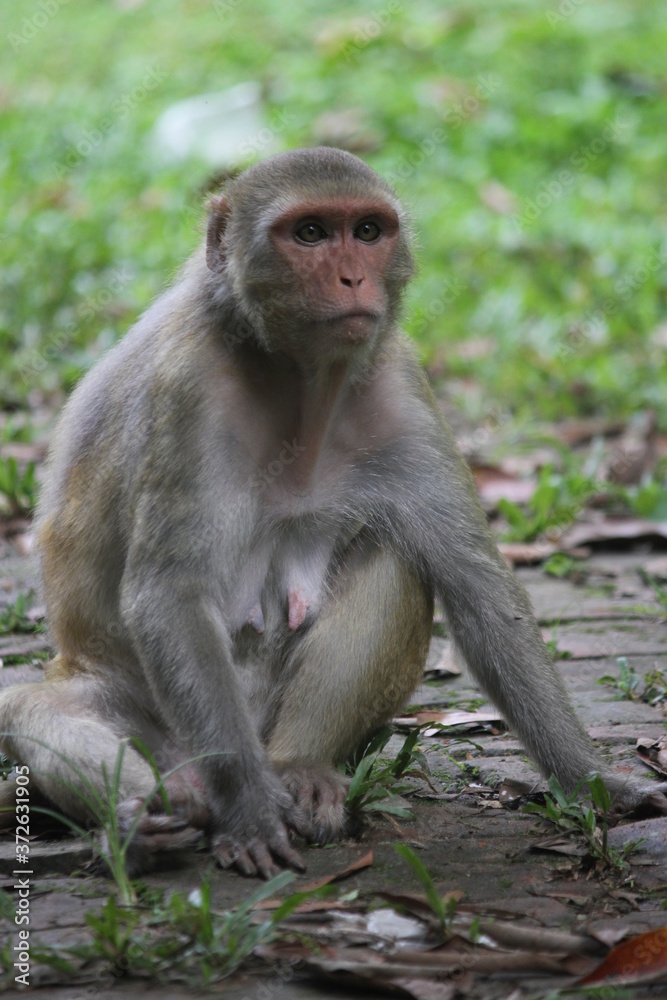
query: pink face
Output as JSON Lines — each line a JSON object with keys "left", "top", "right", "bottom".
{"left": 270, "top": 198, "right": 400, "bottom": 342}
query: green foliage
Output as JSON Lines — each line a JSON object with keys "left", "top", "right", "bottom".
{"left": 0, "top": 591, "right": 40, "bottom": 635}
{"left": 598, "top": 655, "right": 667, "bottom": 705}
{"left": 542, "top": 553, "right": 577, "bottom": 578}
{"left": 7, "top": 736, "right": 218, "bottom": 906}
{"left": 597, "top": 656, "right": 641, "bottom": 700}
{"left": 523, "top": 772, "right": 644, "bottom": 869}
{"left": 345, "top": 727, "right": 431, "bottom": 820}
{"left": 1, "top": 1, "right": 666, "bottom": 424}
{"left": 394, "top": 843, "right": 458, "bottom": 931}
{"left": 640, "top": 565, "right": 667, "bottom": 611}
{"left": 499, "top": 465, "right": 596, "bottom": 542}
{"left": 31, "top": 871, "right": 332, "bottom": 986}
{"left": 0, "top": 457, "right": 37, "bottom": 517}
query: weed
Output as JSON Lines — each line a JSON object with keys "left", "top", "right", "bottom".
{"left": 597, "top": 656, "right": 641, "bottom": 700}
{"left": 0, "top": 457, "right": 37, "bottom": 517}
{"left": 0, "top": 591, "right": 41, "bottom": 635}
{"left": 543, "top": 553, "right": 577, "bottom": 578}
{"left": 394, "top": 843, "right": 459, "bottom": 932}
{"left": 598, "top": 656, "right": 667, "bottom": 705}
{"left": 1, "top": 734, "right": 217, "bottom": 905}
{"left": 345, "top": 727, "right": 432, "bottom": 821}
{"left": 523, "top": 773, "right": 644, "bottom": 870}
{"left": 499, "top": 466, "right": 597, "bottom": 543}
{"left": 22, "top": 871, "right": 334, "bottom": 987}
{"left": 640, "top": 567, "right": 667, "bottom": 612}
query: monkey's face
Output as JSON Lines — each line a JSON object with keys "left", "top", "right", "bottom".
{"left": 265, "top": 198, "right": 400, "bottom": 346}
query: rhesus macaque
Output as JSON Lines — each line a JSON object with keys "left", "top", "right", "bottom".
{"left": 1, "top": 148, "right": 664, "bottom": 877}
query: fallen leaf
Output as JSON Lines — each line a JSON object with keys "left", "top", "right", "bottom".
{"left": 549, "top": 417, "right": 625, "bottom": 447}
{"left": 393, "top": 710, "right": 503, "bottom": 734}
{"left": 472, "top": 466, "right": 537, "bottom": 506}
{"left": 301, "top": 849, "right": 374, "bottom": 891}
{"left": 578, "top": 926, "right": 667, "bottom": 986}
{"left": 643, "top": 555, "right": 667, "bottom": 580}
{"left": 498, "top": 541, "right": 556, "bottom": 566}
{"left": 636, "top": 736, "right": 667, "bottom": 777}
{"left": 560, "top": 518, "right": 667, "bottom": 550}
{"left": 376, "top": 890, "right": 464, "bottom": 925}
{"left": 423, "top": 645, "right": 461, "bottom": 679}
{"left": 605, "top": 411, "right": 657, "bottom": 485}
{"left": 532, "top": 836, "right": 588, "bottom": 857}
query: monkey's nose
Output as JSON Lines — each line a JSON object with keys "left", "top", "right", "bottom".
{"left": 340, "top": 275, "right": 364, "bottom": 288}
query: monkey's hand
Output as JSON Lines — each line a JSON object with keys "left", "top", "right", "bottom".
{"left": 98, "top": 794, "right": 204, "bottom": 877}
{"left": 276, "top": 763, "right": 349, "bottom": 843}
{"left": 604, "top": 773, "right": 667, "bottom": 817}
{"left": 210, "top": 775, "right": 306, "bottom": 879}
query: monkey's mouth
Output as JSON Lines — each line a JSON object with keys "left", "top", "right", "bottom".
{"left": 326, "top": 311, "right": 380, "bottom": 342}
{"left": 326, "top": 310, "right": 380, "bottom": 328}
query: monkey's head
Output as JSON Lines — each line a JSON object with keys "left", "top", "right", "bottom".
{"left": 205, "top": 147, "right": 415, "bottom": 360}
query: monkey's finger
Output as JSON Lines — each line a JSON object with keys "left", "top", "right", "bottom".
{"left": 247, "top": 839, "right": 281, "bottom": 880}
{"left": 213, "top": 839, "right": 261, "bottom": 877}
{"left": 269, "top": 834, "right": 306, "bottom": 873}
{"left": 213, "top": 840, "right": 242, "bottom": 869}
{"left": 234, "top": 849, "right": 259, "bottom": 878}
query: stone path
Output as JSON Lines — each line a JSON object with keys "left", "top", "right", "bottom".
{"left": 1, "top": 549, "right": 666, "bottom": 997}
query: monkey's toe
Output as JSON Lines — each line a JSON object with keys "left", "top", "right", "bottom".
{"left": 212, "top": 830, "right": 305, "bottom": 878}
{"left": 277, "top": 763, "right": 349, "bottom": 843}
{"left": 95, "top": 799, "right": 203, "bottom": 876}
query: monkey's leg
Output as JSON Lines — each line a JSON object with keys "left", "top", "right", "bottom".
{"left": 268, "top": 542, "right": 433, "bottom": 839}
{"left": 0, "top": 674, "right": 205, "bottom": 868}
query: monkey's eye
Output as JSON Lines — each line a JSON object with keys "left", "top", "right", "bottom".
{"left": 294, "top": 222, "right": 327, "bottom": 244}
{"left": 354, "top": 221, "right": 381, "bottom": 242}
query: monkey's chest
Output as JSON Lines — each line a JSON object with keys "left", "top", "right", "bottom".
{"left": 227, "top": 516, "right": 359, "bottom": 640}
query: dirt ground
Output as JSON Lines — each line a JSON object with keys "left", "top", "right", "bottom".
{"left": 1, "top": 547, "right": 667, "bottom": 998}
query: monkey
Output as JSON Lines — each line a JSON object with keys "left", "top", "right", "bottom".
{"left": 1, "top": 147, "right": 664, "bottom": 878}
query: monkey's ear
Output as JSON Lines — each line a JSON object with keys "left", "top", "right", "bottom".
{"left": 206, "top": 195, "right": 231, "bottom": 273}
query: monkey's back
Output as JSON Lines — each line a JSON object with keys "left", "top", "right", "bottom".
{"left": 37, "top": 281, "right": 208, "bottom": 672}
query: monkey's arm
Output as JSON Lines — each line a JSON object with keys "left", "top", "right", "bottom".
{"left": 373, "top": 392, "right": 665, "bottom": 807}
{"left": 120, "top": 523, "right": 304, "bottom": 877}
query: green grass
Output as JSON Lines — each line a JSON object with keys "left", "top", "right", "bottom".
{"left": 1, "top": 0, "right": 665, "bottom": 426}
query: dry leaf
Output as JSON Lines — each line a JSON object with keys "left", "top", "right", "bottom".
{"left": 472, "top": 466, "right": 537, "bottom": 506}
{"left": 644, "top": 555, "right": 667, "bottom": 580}
{"left": 578, "top": 926, "right": 667, "bottom": 986}
{"left": 498, "top": 541, "right": 556, "bottom": 566}
{"left": 560, "top": 518, "right": 667, "bottom": 549}
{"left": 423, "top": 644, "right": 461, "bottom": 678}
{"left": 636, "top": 735, "right": 667, "bottom": 777}
{"left": 393, "top": 709, "right": 503, "bottom": 734}
{"left": 300, "top": 849, "right": 374, "bottom": 891}
{"left": 532, "top": 836, "right": 588, "bottom": 857}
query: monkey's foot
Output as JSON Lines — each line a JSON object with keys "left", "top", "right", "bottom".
{"left": 212, "top": 827, "right": 305, "bottom": 879}
{"left": 96, "top": 796, "right": 204, "bottom": 876}
{"left": 277, "top": 763, "right": 349, "bottom": 843}
{"left": 607, "top": 779, "right": 667, "bottom": 817}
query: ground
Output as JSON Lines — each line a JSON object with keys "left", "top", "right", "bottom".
{"left": 1, "top": 543, "right": 666, "bottom": 998}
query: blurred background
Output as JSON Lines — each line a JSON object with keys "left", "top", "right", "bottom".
{"left": 0, "top": 0, "right": 666, "bottom": 529}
